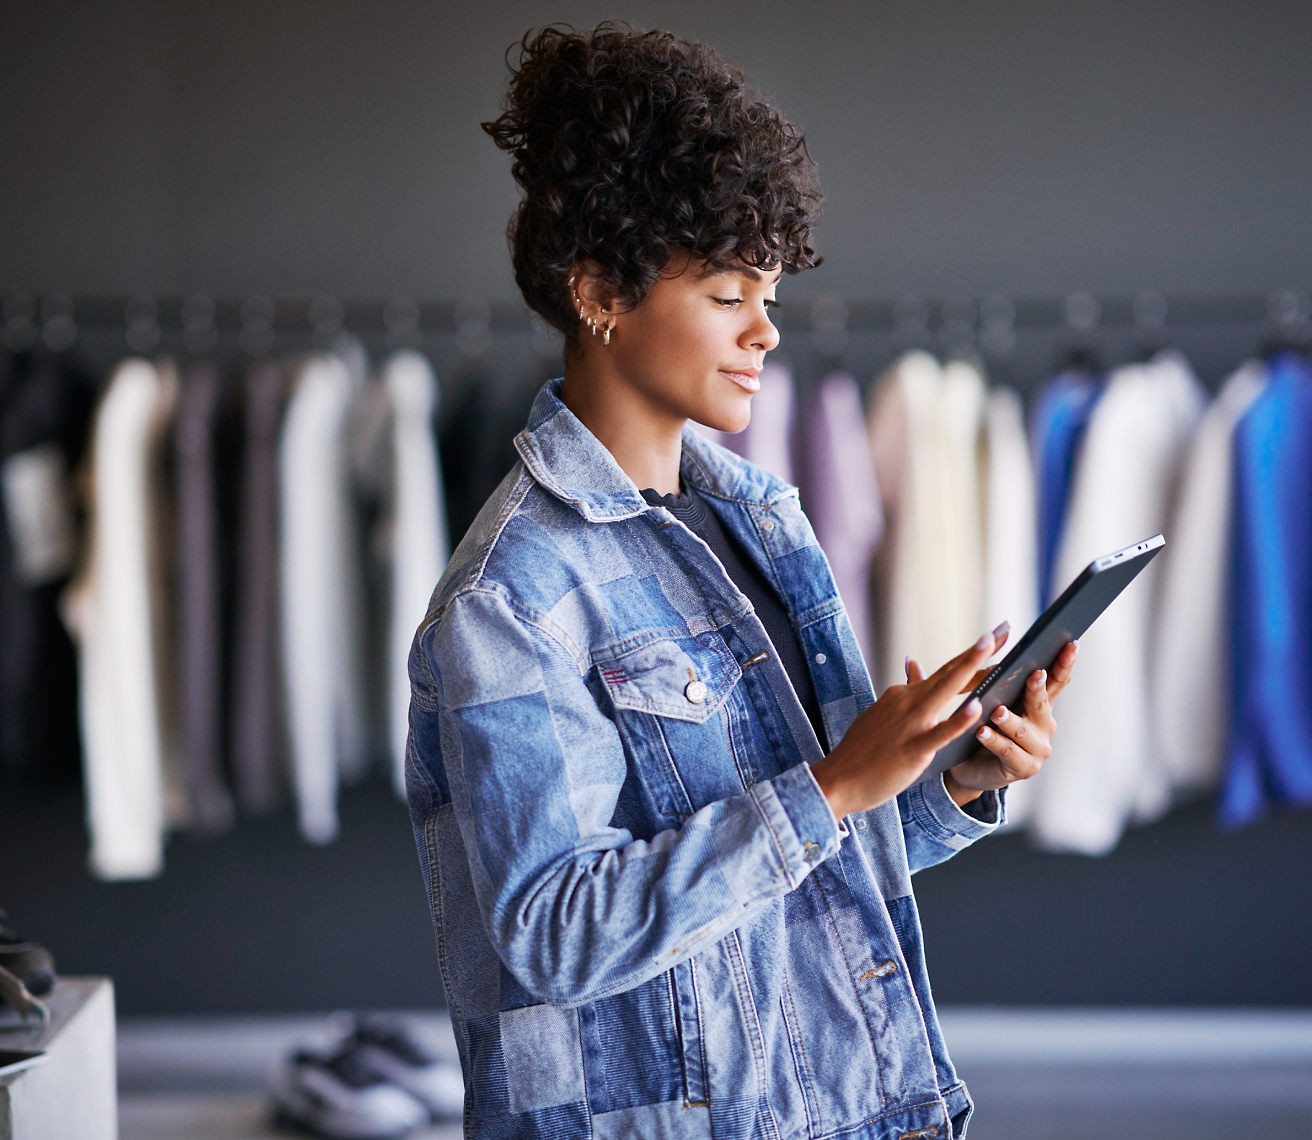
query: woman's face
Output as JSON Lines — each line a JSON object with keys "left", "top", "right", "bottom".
{"left": 602, "top": 252, "right": 782, "bottom": 433}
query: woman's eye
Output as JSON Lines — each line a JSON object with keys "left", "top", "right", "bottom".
{"left": 713, "top": 297, "right": 743, "bottom": 307}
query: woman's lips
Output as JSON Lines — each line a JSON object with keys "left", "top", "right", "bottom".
{"left": 721, "top": 369, "right": 761, "bottom": 393}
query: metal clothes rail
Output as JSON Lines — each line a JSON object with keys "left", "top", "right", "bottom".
{"left": 3, "top": 288, "right": 1309, "bottom": 395}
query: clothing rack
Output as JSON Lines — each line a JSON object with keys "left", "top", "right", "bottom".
{"left": 5, "top": 288, "right": 1308, "bottom": 335}
{"left": 4, "top": 288, "right": 1309, "bottom": 396}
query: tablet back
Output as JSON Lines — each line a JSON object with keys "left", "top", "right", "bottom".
{"left": 920, "top": 534, "right": 1165, "bottom": 784}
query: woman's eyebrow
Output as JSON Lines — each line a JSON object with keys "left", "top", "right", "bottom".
{"left": 699, "top": 265, "right": 781, "bottom": 285}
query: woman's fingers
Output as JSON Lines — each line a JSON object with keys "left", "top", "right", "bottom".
{"left": 1022, "top": 668, "right": 1056, "bottom": 735}
{"left": 1045, "top": 641, "right": 1078, "bottom": 702}
{"left": 926, "top": 627, "right": 1006, "bottom": 709}
{"left": 905, "top": 656, "right": 927, "bottom": 683}
{"left": 918, "top": 697, "right": 983, "bottom": 753}
{"left": 988, "top": 699, "right": 1051, "bottom": 758}
{"left": 974, "top": 718, "right": 1040, "bottom": 777}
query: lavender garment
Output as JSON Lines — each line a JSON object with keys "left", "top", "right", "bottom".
{"left": 800, "top": 373, "right": 884, "bottom": 665}
{"left": 175, "top": 361, "right": 233, "bottom": 832}
{"left": 230, "top": 361, "right": 284, "bottom": 815}
{"left": 717, "top": 359, "right": 795, "bottom": 483}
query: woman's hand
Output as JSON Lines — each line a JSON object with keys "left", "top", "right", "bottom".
{"left": 810, "top": 625, "right": 1010, "bottom": 818}
{"left": 940, "top": 640, "right": 1079, "bottom": 805}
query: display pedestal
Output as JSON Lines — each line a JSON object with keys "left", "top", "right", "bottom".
{"left": 0, "top": 977, "right": 116, "bottom": 1140}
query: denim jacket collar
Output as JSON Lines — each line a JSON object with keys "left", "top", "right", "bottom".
{"left": 514, "top": 378, "right": 794, "bottom": 523}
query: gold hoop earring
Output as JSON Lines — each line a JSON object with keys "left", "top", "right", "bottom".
{"left": 603, "top": 323, "right": 611, "bottom": 347}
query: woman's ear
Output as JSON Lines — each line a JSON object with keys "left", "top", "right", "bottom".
{"left": 569, "top": 261, "right": 619, "bottom": 324}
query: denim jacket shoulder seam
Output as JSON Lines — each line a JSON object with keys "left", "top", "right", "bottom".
{"left": 496, "top": 588, "right": 589, "bottom": 674}
{"left": 469, "top": 466, "right": 538, "bottom": 587}
{"left": 408, "top": 469, "right": 540, "bottom": 708}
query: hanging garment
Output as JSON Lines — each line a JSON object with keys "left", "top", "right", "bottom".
{"left": 938, "top": 358, "right": 989, "bottom": 651}
{"left": 1151, "top": 361, "right": 1267, "bottom": 803}
{"left": 1030, "top": 371, "right": 1101, "bottom": 604}
{"left": 174, "top": 361, "right": 233, "bottom": 833}
{"left": 439, "top": 371, "right": 540, "bottom": 550}
{"left": 799, "top": 372, "right": 883, "bottom": 664}
{"left": 60, "top": 358, "right": 179, "bottom": 879}
{"left": 344, "top": 364, "right": 394, "bottom": 781}
{"left": 333, "top": 336, "right": 375, "bottom": 785}
{"left": 2, "top": 442, "right": 76, "bottom": 583}
{"left": 278, "top": 354, "right": 362, "bottom": 844}
{"left": 1025, "top": 352, "right": 1205, "bottom": 855}
{"left": 1222, "top": 352, "right": 1312, "bottom": 829}
{"left": 717, "top": 359, "right": 795, "bottom": 483}
{"left": 982, "top": 386, "right": 1038, "bottom": 636}
{"left": 231, "top": 360, "right": 285, "bottom": 814}
{"left": 867, "top": 351, "right": 987, "bottom": 693}
{"left": 0, "top": 349, "right": 93, "bottom": 785}
{"left": 980, "top": 387, "right": 1040, "bottom": 829}
{"left": 383, "top": 351, "right": 448, "bottom": 797}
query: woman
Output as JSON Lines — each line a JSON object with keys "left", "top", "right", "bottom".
{"left": 407, "top": 23, "right": 1076, "bottom": 1140}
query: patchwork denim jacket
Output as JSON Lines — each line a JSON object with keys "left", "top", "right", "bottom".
{"left": 406, "top": 380, "right": 1003, "bottom": 1140}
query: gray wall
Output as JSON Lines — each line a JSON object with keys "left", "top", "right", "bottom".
{"left": 3, "top": 0, "right": 1311, "bottom": 303}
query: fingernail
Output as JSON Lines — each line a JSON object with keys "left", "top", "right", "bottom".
{"left": 974, "top": 630, "right": 993, "bottom": 651}
{"left": 964, "top": 699, "right": 982, "bottom": 718}
{"left": 1037, "top": 670, "right": 1047, "bottom": 685}
{"left": 1072, "top": 641, "right": 1079, "bottom": 657}
{"left": 992, "top": 620, "right": 1010, "bottom": 640}
{"left": 993, "top": 705, "right": 1008, "bottom": 723}
{"left": 977, "top": 726, "right": 990, "bottom": 740}
{"left": 904, "top": 655, "right": 911, "bottom": 676}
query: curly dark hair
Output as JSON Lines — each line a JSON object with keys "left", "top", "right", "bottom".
{"left": 482, "top": 23, "right": 823, "bottom": 337}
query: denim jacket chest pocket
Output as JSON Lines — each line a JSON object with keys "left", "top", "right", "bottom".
{"left": 595, "top": 634, "right": 747, "bottom": 822}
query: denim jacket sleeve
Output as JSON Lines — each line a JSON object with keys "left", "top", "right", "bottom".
{"left": 408, "top": 585, "right": 844, "bottom": 1007}
{"left": 898, "top": 775, "right": 1005, "bottom": 873}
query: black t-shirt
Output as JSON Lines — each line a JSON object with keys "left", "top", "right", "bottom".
{"left": 641, "top": 485, "right": 827, "bottom": 747}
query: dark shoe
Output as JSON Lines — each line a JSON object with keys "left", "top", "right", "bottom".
{"left": 0, "top": 910, "right": 55, "bottom": 997}
{"left": 272, "top": 1044, "right": 428, "bottom": 1139}
{"left": 0, "top": 964, "right": 48, "bottom": 1024}
{"left": 345, "top": 1016, "right": 464, "bottom": 1122}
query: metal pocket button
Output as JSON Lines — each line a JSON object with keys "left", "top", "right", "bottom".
{"left": 684, "top": 679, "right": 708, "bottom": 704}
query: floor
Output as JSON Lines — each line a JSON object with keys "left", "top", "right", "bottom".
{"left": 116, "top": 1007, "right": 1312, "bottom": 1139}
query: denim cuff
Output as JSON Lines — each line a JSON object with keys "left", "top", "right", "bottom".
{"left": 751, "top": 763, "right": 843, "bottom": 888}
{"left": 902, "top": 773, "right": 1003, "bottom": 851}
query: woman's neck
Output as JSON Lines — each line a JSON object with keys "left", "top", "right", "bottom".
{"left": 560, "top": 354, "right": 685, "bottom": 496}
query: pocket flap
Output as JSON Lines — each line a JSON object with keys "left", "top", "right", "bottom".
{"left": 597, "top": 636, "right": 740, "bottom": 724}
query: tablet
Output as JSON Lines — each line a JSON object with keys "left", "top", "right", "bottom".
{"left": 919, "top": 533, "right": 1166, "bottom": 785}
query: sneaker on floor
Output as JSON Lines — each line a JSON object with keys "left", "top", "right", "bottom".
{"left": 272, "top": 1045, "right": 429, "bottom": 1139}
{"left": 346, "top": 1016, "right": 464, "bottom": 1121}
{"left": 0, "top": 910, "right": 56, "bottom": 996}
